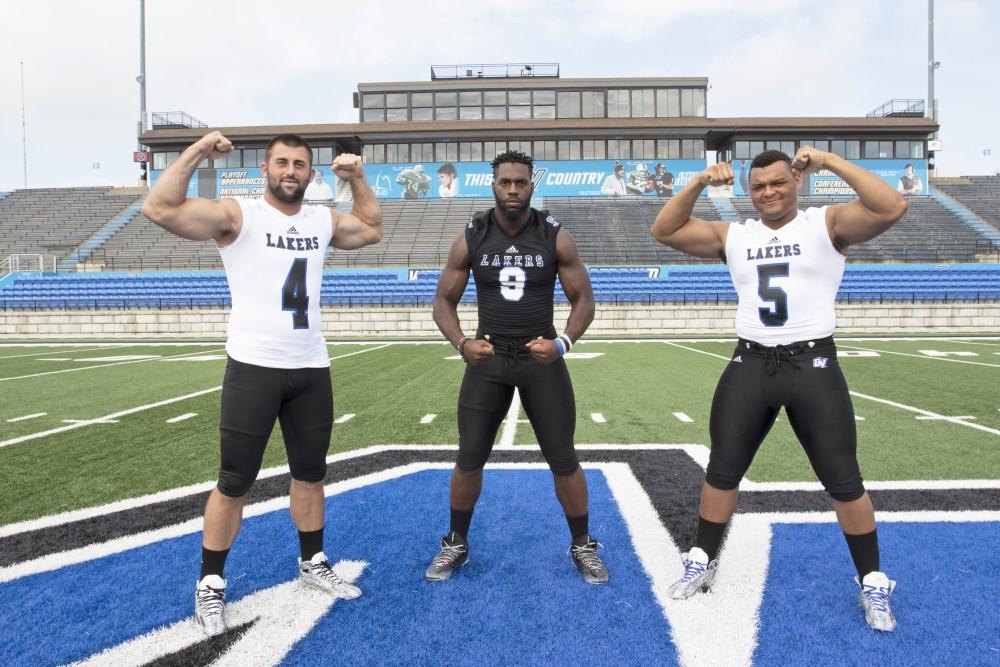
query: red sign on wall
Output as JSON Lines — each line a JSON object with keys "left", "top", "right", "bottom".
{"left": 133, "top": 151, "right": 149, "bottom": 163}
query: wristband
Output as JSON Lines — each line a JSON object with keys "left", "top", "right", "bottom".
{"left": 558, "top": 333, "right": 574, "bottom": 353}
{"left": 457, "top": 337, "right": 467, "bottom": 360}
{"left": 553, "top": 337, "right": 566, "bottom": 356}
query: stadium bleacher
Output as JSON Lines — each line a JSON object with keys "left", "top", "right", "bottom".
{"left": 0, "top": 187, "right": 143, "bottom": 265}
{"left": 2, "top": 264, "right": 997, "bottom": 310}
{"left": 933, "top": 175, "right": 1000, "bottom": 232}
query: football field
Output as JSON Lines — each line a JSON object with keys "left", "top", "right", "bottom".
{"left": 1, "top": 337, "right": 998, "bottom": 665}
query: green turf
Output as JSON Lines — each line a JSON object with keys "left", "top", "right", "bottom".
{"left": 0, "top": 338, "right": 997, "bottom": 525}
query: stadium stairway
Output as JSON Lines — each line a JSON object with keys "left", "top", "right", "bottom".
{"left": 58, "top": 194, "right": 147, "bottom": 272}
{"left": 929, "top": 185, "right": 1000, "bottom": 248}
{"left": 708, "top": 194, "right": 742, "bottom": 224}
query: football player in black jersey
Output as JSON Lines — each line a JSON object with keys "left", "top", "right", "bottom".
{"left": 425, "top": 151, "right": 608, "bottom": 585}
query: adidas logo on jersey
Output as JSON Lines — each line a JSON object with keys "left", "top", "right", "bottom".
{"left": 287, "top": 226, "right": 300, "bottom": 235}
{"left": 767, "top": 236, "right": 780, "bottom": 244}
{"left": 505, "top": 245, "right": 519, "bottom": 254}
{"left": 732, "top": 355, "right": 743, "bottom": 363}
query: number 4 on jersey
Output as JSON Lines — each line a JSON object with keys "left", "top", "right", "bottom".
{"left": 282, "top": 258, "right": 309, "bottom": 329}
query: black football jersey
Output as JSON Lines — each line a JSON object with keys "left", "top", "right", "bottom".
{"left": 466, "top": 208, "right": 562, "bottom": 339}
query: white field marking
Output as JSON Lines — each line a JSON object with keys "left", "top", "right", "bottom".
{"left": 837, "top": 350, "right": 880, "bottom": 357}
{"left": 0, "top": 386, "right": 223, "bottom": 450}
{"left": 745, "top": 510, "right": 1000, "bottom": 524}
{"left": 498, "top": 388, "right": 522, "bottom": 447}
{"left": 162, "top": 354, "right": 227, "bottom": 362}
{"left": 334, "top": 413, "right": 355, "bottom": 424}
{"left": 4, "top": 441, "right": 996, "bottom": 542}
{"left": 0, "top": 444, "right": 707, "bottom": 537}
{"left": 855, "top": 415, "right": 865, "bottom": 421}
{"left": 71, "top": 561, "right": 366, "bottom": 667}
{"left": 941, "top": 338, "right": 1000, "bottom": 347}
{"left": 327, "top": 342, "right": 391, "bottom": 361}
{"left": 666, "top": 341, "right": 1000, "bottom": 436}
{"left": 849, "top": 390, "right": 1000, "bottom": 436}
{"left": 739, "top": 478, "right": 1000, "bottom": 492}
{"left": 62, "top": 419, "right": 119, "bottom": 424}
{"left": 38, "top": 358, "right": 72, "bottom": 361}
{"left": 0, "top": 344, "right": 388, "bottom": 450}
{"left": 591, "top": 412, "right": 606, "bottom": 423}
{"left": 6, "top": 412, "right": 46, "bottom": 422}
{"left": 673, "top": 412, "right": 694, "bottom": 423}
{"left": 420, "top": 413, "right": 437, "bottom": 424}
{"left": 0, "top": 346, "right": 123, "bottom": 359}
{"left": 602, "top": 461, "right": 771, "bottom": 667}
{"left": 918, "top": 349, "right": 979, "bottom": 357}
{"left": 0, "top": 461, "right": 443, "bottom": 584}
{"left": 838, "top": 343, "right": 1000, "bottom": 368}
{"left": 915, "top": 415, "right": 977, "bottom": 421}
{"left": 73, "top": 355, "right": 161, "bottom": 362}
{"left": 664, "top": 341, "right": 731, "bottom": 361}
{"left": 0, "top": 348, "right": 226, "bottom": 382}
{"left": 165, "top": 413, "right": 197, "bottom": 424}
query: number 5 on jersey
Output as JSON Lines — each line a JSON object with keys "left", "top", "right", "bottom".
{"left": 282, "top": 258, "right": 309, "bottom": 329}
{"left": 757, "top": 263, "right": 789, "bottom": 326}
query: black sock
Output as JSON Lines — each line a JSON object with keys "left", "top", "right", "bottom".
{"left": 695, "top": 516, "right": 729, "bottom": 561}
{"left": 200, "top": 546, "right": 230, "bottom": 580}
{"left": 566, "top": 513, "right": 590, "bottom": 543}
{"left": 844, "top": 529, "right": 880, "bottom": 579}
{"left": 450, "top": 508, "right": 474, "bottom": 538}
{"left": 298, "top": 528, "right": 324, "bottom": 562}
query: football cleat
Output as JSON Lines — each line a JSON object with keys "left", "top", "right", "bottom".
{"left": 856, "top": 571, "right": 897, "bottom": 632}
{"left": 668, "top": 547, "right": 718, "bottom": 599}
{"left": 194, "top": 574, "right": 227, "bottom": 637}
{"left": 425, "top": 531, "right": 469, "bottom": 582}
{"left": 299, "top": 551, "right": 362, "bottom": 599}
{"left": 569, "top": 536, "right": 609, "bottom": 585}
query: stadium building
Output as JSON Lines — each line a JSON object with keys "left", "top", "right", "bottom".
{"left": 1, "top": 63, "right": 998, "bottom": 334}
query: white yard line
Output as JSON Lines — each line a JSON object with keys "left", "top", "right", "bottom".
{"left": 665, "top": 341, "right": 1000, "bottom": 437}
{"left": 590, "top": 412, "right": 606, "bottom": 423}
{"left": 0, "top": 387, "right": 223, "bottom": 449}
{"left": 837, "top": 343, "right": 1000, "bottom": 368}
{"left": 165, "top": 413, "right": 197, "bottom": 424}
{"left": 334, "top": 413, "right": 355, "bottom": 424}
{"left": 0, "top": 344, "right": 390, "bottom": 450}
{"left": 0, "top": 346, "right": 121, "bottom": 360}
{"left": 0, "top": 348, "right": 227, "bottom": 382}
{"left": 327, "top": 343, "right": 391, "bottom": 361}
{"left": 420, "top": 414, "right": 437, "bottom": 424}
{"left": 673, "top": 412, "right": 694, "bottom": 423}
{"left": 498, "top": 388, "right": 522, "bottom": 446}
{"left": 6, "top": 412, "right": 46, "bottom": 422}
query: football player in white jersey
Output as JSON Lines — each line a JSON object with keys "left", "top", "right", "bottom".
{"left": 650, "top": 147, "right": 907, "bottom": 632}
{"left": 144, "top": 131, "right": 382, "bottom": 636}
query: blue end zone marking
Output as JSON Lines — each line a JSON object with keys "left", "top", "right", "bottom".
{"left": 754, "top": 522, "right": 1000, "bottom": 665}
{"left": 0, "top": 469, "right": 680, "bottom": 666}
{"left": 284, "top": 469, "right": 679, "bottom": 665}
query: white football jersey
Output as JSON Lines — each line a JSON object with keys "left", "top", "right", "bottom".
{"left": 219, "top": 198, "right": 334, "bottom": 368}
{"left": 726, "top": 206, "right": 845, "bottom": 345}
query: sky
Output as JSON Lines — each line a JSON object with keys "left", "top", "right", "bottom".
{"left": 0, "top": 0, "right": 995, "bottom": 190}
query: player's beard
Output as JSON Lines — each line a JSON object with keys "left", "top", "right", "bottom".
{"left": 494, "top": 190, "right": 532, "bottom": 222}
{"left": 267, "top": 174, "right": 307, "bottom": 203}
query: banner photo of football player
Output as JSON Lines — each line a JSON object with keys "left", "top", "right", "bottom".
{"left": 726, "top": 159, "right": 929, "bottom": 197}
{"left": 353, "top": 159, "right": 707, "bottom": 199}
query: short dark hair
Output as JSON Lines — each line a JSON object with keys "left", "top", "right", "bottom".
{"left": 750, "top": 149, "right": 792, "bottom": 172}
{"left": 437, "top": 162, "right": 457, "bottom": 176}
{"left": 491, "top": 150, "right": 533, "bottom": 176}
{"left": 904, "top": 163, "right": 914, "bottom": 170}
{"left": 614, "top": 162, "right": 625, "bottom": 174}
{"left": 265, "top": 134, "right": 313, "bottom": 166}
